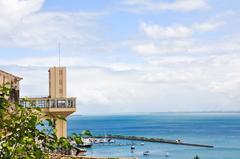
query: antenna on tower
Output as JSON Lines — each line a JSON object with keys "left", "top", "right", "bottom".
{"left": 58, "top": 42, "right": 61, "bottom": 67}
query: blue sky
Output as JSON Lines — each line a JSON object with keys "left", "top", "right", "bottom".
{"left": 1, "top": 0, "right": 240, "bottom": 114}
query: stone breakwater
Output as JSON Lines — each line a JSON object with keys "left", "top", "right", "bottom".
{"left": 95, "top": 134, "right": 214, "bottom": 148}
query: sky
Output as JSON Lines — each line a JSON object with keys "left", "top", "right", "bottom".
{"left": 0, "top": 0, "right": 240, "bottom": 115}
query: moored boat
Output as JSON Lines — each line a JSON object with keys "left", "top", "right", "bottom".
{"left": 108, "top": 139, "right": 116, "bottom": 143}
{"left": 143, "top": 151, "right": 150, "bottom": 156}
{"left": 99, "top": 138, "right": 108, "bottom": 143}
{"left": 77, "top": 143, "right": 92, "bottom": 148}
{"left": 77, "top": 138, "right": 93, "bottom": 148}
{"left": 165, "top": 152, "right": 170, "bottom": 157}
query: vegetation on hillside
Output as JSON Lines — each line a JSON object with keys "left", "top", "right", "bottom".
{"left": 0, "top": 85, "right": 77, "bottom": 159}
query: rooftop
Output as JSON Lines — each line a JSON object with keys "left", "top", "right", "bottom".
{"left": 0, "top": 69, "right": 23, "bottom": 81}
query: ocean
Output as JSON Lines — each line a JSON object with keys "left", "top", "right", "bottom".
{"left": 67, "top": 113, "right": 240, "bottom": 159}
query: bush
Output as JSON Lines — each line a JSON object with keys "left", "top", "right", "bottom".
{"left": 0, "top": 85, "right": 73, "bottom": 159}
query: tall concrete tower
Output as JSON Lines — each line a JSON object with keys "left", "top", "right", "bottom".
{"left": 20, "top": 66, "right": 76, "bottom": 138}
{"left": 47, "top": 66, "right": 75, "bottom": 138}
{"left": 49, "top": 66, "right": 67, "bottom": 98}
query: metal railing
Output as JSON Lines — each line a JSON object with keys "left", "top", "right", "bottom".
{"left": 20, "top": 97, "right": 76, "bottom": 109}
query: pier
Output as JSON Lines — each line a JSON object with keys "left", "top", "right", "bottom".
{"left": 95, "top": 135, "right": 214, "bottom": 148}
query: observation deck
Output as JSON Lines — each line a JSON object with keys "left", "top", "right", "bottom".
{"left": 20, "top": 97, "right": 76, "bottom": 116}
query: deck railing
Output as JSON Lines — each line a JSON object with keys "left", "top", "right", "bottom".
{"left": 19, "top": 97, "right": 76, "bottom": 109}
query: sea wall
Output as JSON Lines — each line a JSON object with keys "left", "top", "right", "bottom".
{"left": 96, "top": 134, "right": 214, "bottom": 148}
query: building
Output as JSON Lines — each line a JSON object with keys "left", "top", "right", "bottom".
{"left": 49, "top": 67, "right": 67, "bottom": 98}
{"left": 0, "top": 67, "right": 76, "bottom": 138}
{"left": 45, "top": 66, "right": 76, "bottom": 138}
{"left": 0, "top": 70, "right": 22, "bottom": 102}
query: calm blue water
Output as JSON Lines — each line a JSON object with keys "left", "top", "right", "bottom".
{"left": 67, "top": 113, "right": 240, "bottom": 159}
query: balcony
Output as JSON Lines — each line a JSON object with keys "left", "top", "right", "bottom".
{"left": 20, "top": 97, "right": 76, "bottom": 116}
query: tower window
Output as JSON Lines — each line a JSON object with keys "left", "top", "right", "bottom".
{"left": 59, "top": 70, "right": 63, "bottom": 76}
{"left": 59, "top": 89, "right": 63, "bottom": 94}
{"left": 59, "top": 79, "right": 63, "bottom": 85}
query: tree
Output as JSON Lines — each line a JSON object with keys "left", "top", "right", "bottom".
{"left": 80, "top": 130, "right": 93, "bottom": 137}
{"left": 0, "top": 85, "right": 72, "bottom": 159}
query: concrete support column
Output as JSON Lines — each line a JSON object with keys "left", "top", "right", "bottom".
{"left": 55, "top": 118, "right": 67, "bottom": 138}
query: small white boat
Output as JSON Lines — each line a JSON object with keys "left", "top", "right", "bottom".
{"left": 94, "top": 139, "right": 101, "bottom": 144}
{"left": 140, "top": 142, "right": 145, "bottom": 146}
{"left": 143, "top": 151, "right": 150, "bottom": 156}
{"left": 77, "top": 142, "right": 92, "bottom": 148}
{"left": 108, "top": 139, "right": 116, "bottom": 143}
{"left": 76, "top": 138, "right": 93, "bottom": 147}
{"left": 131, "top": 145, "right": 135, "bottom": 150}
{"left": 101, "top": 130, "right": 109, "bottom": 143}
{"left": 99, "top": 138, "right": 108, "bottom": 143}
{"left": 165, "top": 152, "right": 170, "bottom": 157}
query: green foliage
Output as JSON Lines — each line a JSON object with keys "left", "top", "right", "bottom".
{"left": 80, "top": 130, "right": 93, "bottom": 137}
{"left": 71, "top": 133, "right": 83, "bottom": 145}
{"left": 0, "top": 85, "right": 74, "bottom": 159}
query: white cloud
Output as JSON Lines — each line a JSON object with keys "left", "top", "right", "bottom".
{"left": 2, "top": 51, "right": 240, "bottom": 114}
{"left": 0, "top": 0, "right": 44, "bottom": 41}
{"left": 132, "top": 39, "right": 194, "bottom": 55}
{"left": 140, "top": 21, "right": 223, "bottom": 40}
{"left": 0, "top": 56, "right": 92, "bottom": 67}
{"left": 0, "top": 0, "right": 44, "bottom": 23}
{"left": 133, "top": 37, "right": 240, "bottom": 57}
{"left": 132, "top": 43, "right": 159, "bottom": 55}
{"left": 133, "top": 20, "right": 226, "bottom": 55}
{"left": 1, "top": 0, "right": 240, "bottom": 114}
{"left": 11, "top": 12, "right": 101, "bottom": 49}
{"left": 121, "top": 0, "right": 209, "bottom": 13}
{"left": 140, "top": 22, "right": 193, "bottom": 39}
{"left": 0, "top": 0, "right": 103, "bottom": 50}
{"left": 193, "top": 21, "right": 224, "bottom": 32}
{"left": 140, "top": 71, "right": 194, "bottom": 83}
